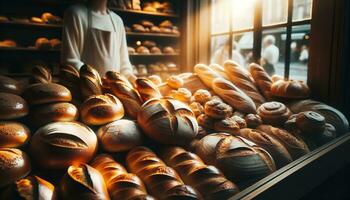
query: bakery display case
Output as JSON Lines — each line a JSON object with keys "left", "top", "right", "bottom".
{"left": 1, "top": 0, "right": 350, "bottom": 200}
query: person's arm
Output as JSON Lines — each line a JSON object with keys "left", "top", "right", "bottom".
{"left": 61, "top": 7, "right": 85, "bottom": 70}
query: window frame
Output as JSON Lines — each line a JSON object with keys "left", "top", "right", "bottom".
{"left": 209, "top": 0, "right": 312, "bottom": 80}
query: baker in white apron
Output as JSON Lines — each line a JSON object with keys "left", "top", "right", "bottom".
{"left": 61, "top": 1, "right": 136, "bottom": 81}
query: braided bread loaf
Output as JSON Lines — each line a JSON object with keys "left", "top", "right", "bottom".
{"left": 194, "top": 64, "right": 221, "bottom": 89}
{"left": 249, "top": 63, "right": 273, "bottom": 100}
{"left": 212, "top": 78, "right": 256, "bottom": 114}
{"left": 126, "top": 146, "right": 201, "bottom": 200}
{"left": 79, "top": 64, "right": 103, "bottom": 100}
{"left": 162, "top": 147, "right": 239, "bottom": 200}
{"left": 223, "top": 60, "right": 265, "bottom": 106}
{"left": 135, "top": 78, "right": 162, "bottom": 102}
{"left": 29, "top": 65, "right": 52, "bottom": 84}
{"left": 91, "top": 154, "right": 155, "bottom": 200}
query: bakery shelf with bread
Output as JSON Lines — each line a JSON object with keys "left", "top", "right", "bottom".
{"left": 127, "top": 32, "right": 180, "bottom": 38}
{"left": 110, "top": 7, "right": 179, "bottom": 18}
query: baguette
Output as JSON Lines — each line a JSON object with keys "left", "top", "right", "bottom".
{"left": 249, "top": 63, "right": 273, "bottom": 99}
{"left": 194, "top": 64, "right": 222, "bottom": 89}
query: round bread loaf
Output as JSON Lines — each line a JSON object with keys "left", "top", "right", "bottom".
{"left": 0, "top": 93, "right": 28, "bottom": 120}
{"left": 257, "top": 101, "right": 292, "bottom": 127}
{"left": 97, "top": 119, "right": 143, "bottom": 152}
{"left": 0, "top": 122, "right": 30, "bottom": 148}
{"left": 23, "top": 83, "right": 72, "bottom": 105}
{"left": 245, "top": 114, "right": 263, "bottom": 128}
{"left": 215, "top": 136, "right": 276, "bottom": 188}
{"left": 163, "top": 46, "right": 175, "bottom": 54}
{"left": 204, "top": 99, "right": 233, "bottom": 119}
{"left": 170, "top": 88, "right": 192, "bottom": 103}
{"left": 0, "top": 148, "right": 31, "bottom": 188}
{"left": 296, "top": 111, "right": 326, "bottom": 134}
{"left": 137, "top": 98, "right": 198, "bottom": 145}
{"left": 29, "top": 65, "right": 52, "bottom": 84}
{"left": 238, "top": 128, "right": 293, "bottom": 168}
{"left": 30, "top": 122, "right": 98, "bottom": 169}
{"left": 193, "top": 89, "right": 212, "bottom": 105}
{"left": 167, "top": 75, "right": 184, "bottom": 89}
{"left": 271, "top": 79, "right": 310, "bottom": 99}
{"left": 29, "top": 102, "right": 79, "bottom": 127}
{"left": 0, "top": 176, "right": 55, "bottom": 200}
{"left": 0, "top": 75, "right": 22, "bottom": 94}
{"left": 135, "top": 78, "right": 162, "bottom": 102}
{"left": 80, "top": 94, "right": 124, "bottom": 126}
{"left": 35, "top": 37, "right": 51, "bottom": 50}
{"left": 59, "top": 65, "right": 80, "bottom": 95}
{"left": 60, "top": 163, "right": 110, "bottom": 200}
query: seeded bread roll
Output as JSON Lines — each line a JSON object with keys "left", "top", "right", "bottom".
{"left": 80, "top": 94, "right": 124, "bottom": 126}
{"left": 0, "top": 75, "right": 22, "bottom": 95}
{"left": 91, "top": 154, "right": 155, "bottom": 200}
{"left": 237, "top": 128, "right": 293, "bottom": 168}
{"left": 249, "top": 63, "right": 273, "bottom": 99}
{"left": 256, "top": 125, "right": 310, "bottom": 160}
{"left": 79, "top": 64, "right": 103, "bottom": 100}
{"left": 126, "top": 147, "right": 201, "bottom": 200}
{"left": 212, "top": 78, "right": 257, "bottom": 114}
{"left": 257, "top": 101, "right": 292, "bottom": 127}
{"left": 161, "top": 147, "right": 240, "bottom": 200}
{"left": 271, "top": 79, "right": 310, "bottom": 99}
{"left": 223, "top": 60, "right": 265, "bottom": 106}
{"left": 0, "top": 93, "right": 28, "bottom": 120}
{"left": 135, "top": 78, "right": 162, "bottom": 102}
{"left": 29, "top": 65, "right": 52, "bottom": 84}
{"left": 0, "top": 122, "right": 30, "bottom": 148}
{"left": 194, "top": 64, "right": 222, "bottom": 89}
{"left": 30, "top": 122, "right": 98, "bottom": 169}
{"left": 23, "top": 83, "right": 72, "bottom": 105}
{"left": 137, "top": 98, "right": 198, "bottom": 145}
{"left": 60, "top": 163, "right": 110, "bottom": 200}
{"left": 0, "top": 148, "right": 31, "bottom": 188}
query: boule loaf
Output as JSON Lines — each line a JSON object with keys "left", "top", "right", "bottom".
{"left": 0, "top": 93, "right": 28, "bottom": 120}
{"left": 59, "top": 65, "right": 80, "bottom": 94}
{"left": 212, "top": 78, "right": 256, "bottom": 114}
{"left": 22, "top": 83, "right": 72, "bottom": 105}
{"left": 135, "top": 78, "right": 162, "bottom": 102}
{"left": 249, "top": 63, "right": 273, "bottom": 99}
{"left": 80, "top": 64, "right": 103, "bottom": 100}
{"left": 194, "top": 63, "right": 222, "bottom": 89}
{"left": 0, "top": 75, "right": 22, "bottom": 94}
{"left": 0, "top": 122, "right": 30, "bottom": 148}
{"left": 105, "top": 71, "right": 133, "bottom": 89}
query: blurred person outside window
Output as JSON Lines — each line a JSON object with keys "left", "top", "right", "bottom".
{"left": 299, "top": 45, "right": 309, "bottom": 63}
{"left": 261, "top": 35, "right": 279, "bottom": 75}
{"left": 211, "top": 39, "right": 245, "bottom": 67}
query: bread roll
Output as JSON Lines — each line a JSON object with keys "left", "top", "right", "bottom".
{"left": 80, "top": 94, "right": 124, "bottom": 126}
{"left": 30, "top": 122, "right": 98, "bottom": 169}
{"left": 257, "top": 101, "right": 292, "bottom": 127}
{"left": 35, "top": 37, "right": 51, "bottom": 50}
{"left": 197, "top": 114, "right": 215, "bottom": 131}
{"left": 0, "top": 93, "right": 28, "bottom": 120}
{"left": 288, "top": 99, "right": 349, "bottom": 134}
{"left": 60, "top": 163, "right": 110, "bottom": 200}
{"left": 271, "top": 79, "right": 310, "bottom": 99}
{"left": 50, "top": 38, "right": 61, "bottom": 49}
{"left": 212, "top": 78, "right": 257, "bottom": 114}
{"left": 136, "top": 46, "right": 150, "bottom": 54}
{"left": 215, "top": 136, "right": 276, "bottom": 188}
{"left": 29, "top": 102, "right": 79, "bottom": 127}
{"left": 249, "top": 63, "right": 273, "bottom": 99}
{"left": 194, "top": 64, "right": 221, "bottom": 89}
{"left": 170, "top": 88, "right": 192, "bottom": 103}
{"left": 256, "top": 125, "right": 310, "bottom": 159}
{"left": 0, "top": 148, "right": 31, "bottom": 188}
{"left": 0, "top": 75, "right": 22, "bottom": 95}
{"left": 195, "top": 133, "right": 231, "bottom": 165}
{"left": 163, "top": 46, "right": 175, "bottom": 54}
{"left": 23, "top": 83, "right": 72, "bottom": 105}
{"left": 189, "top": 102, "right": 204, "bottom": 117}
{"left": 161, "top": 147, "right": 240, "bottom": 200}
{"left": 208, "top": 63, "right": 230, "bottom": 80}
{"left": 159, "top": 20, "right": 173, "bottom": 28}
{"left": 296, "top": 111, "right": 326, "bottom": 134}
{"left": 79, "top": 64, "right": 103, "bottom": 100}
{"left": 126, "top": 147, "right": 200, "bottom": 199}
{"left": 0, "top": 122, "right": 30, "bottom": 148}
{"left": 109, "top": 81, "right": 142, "bottom": 119}
{"left": 97, "top": 119, "right": 143, "bottom": 152}
{"left": 193, "top": 89, "right": 212, "bottom": 104}
{"left": 223, "top": 60, "right": 265, "bottom": 106}
{"left": 238, "top": 128, "right": 293, "bottom": 168}
{"left": 150, "top": 46, "right": 161, "bottom": 54}
{"left": 214, "top": 118, "right": 240, "bottom": 135}
{"left": 167, "top": 75, "right": 184, "bottom": 89}
{"left": 1, "top": 176, "right": 55, "bottom": 200}
{"left": 245, "top": 114, "right": 263, "bottom": 128}
{"left": 137, "top": 98, "right": 198, "bottom": 145}
{"left": 135, "top": 78, "right": 162, "bottom": 102}
{"left": 91, "top": 154, "right": 155, "bottom": 200}
{"left": 60, "top": 65, "right": 80, "bottom": 91}
{"left": 230, "top": 115, "right": 247, "bottom": 129}
{"left": 204, "top": 100, "right": 233, "bottom": 119}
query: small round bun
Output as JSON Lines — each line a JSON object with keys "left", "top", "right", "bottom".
{"left": 170, "top": 88, "right": 192, "bottom": 103}
{"left": 214, "top": 118, "right": 240, "bottom": 135}
{"left": 0, "top": 122, "right": 30, "bottom": 148}
{"left": 0, "top": 93, "right": 28, "bottom": 120}
{"left": 245, "top": 114, "right": 263, "bottom": 128}
{"left": 193, "top": 89, "right": 212, "bottom": 104}
{"left": 189, "top": 102, "right": 204, "bottom": 117}
{"left": 204, "top": 100, "right": 233, "bottom": 119}
{"left": 167, "top": 75, "right": 184, "bottom": 89}
{"left": 257, "top": 101, "right": 292, "bottom": 127}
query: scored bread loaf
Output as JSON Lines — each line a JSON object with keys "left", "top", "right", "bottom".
{"left": 212, "top": 78, "right": 257, "bottom": 114}
{"left": 0, "top": 75, "right": 22, "bottom": 95}
{"left": 126, "top": 146, "right": 201, "bottom": 200}
{"left": 91, "top": 154, "right": 155, "bottom": 200}
{"left": 249, "top": 63, "right": 273, "bottom": 100}
{"left": 161, "top": 147, "right": 240, "bottom": 200}
{"left": 256, "top": 125, "right": 310, "bottom": 160}
{"left": 105, "top": 71, "right": 133, "bottom": 89}
{"left": 29, "top": 65, "right": 52, "bottom": 84}
{"left": 59, "top": 65, "right": 80, "bottom": 93}
{"left": 135, "top": 78, "right": 162, "bottom": 102}
{"left": 194, "top": 64, "right": 222, "bottom": 89}
{"left": 271, "top": 79, "right": 310, "bottom": 99}
{"left": 237, "top": 128, "right": 293, "bottom": 168}
{"left": 223, "top": 60, "right": 265, "bottom": 106}
{"left": 23, "top": 83, "right": 72, "bottom": 105}
{"left": 208, "top": 63, "right": 230, "bottom": 80}
{"left": 109, "top": 80, "right": 143, "bottom": 119}
{"left": 79, "top": 64, "right": 103, "bottom": 100}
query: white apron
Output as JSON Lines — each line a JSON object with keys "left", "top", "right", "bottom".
{"left": 81, "top": 9, "right": 119, "bottom": 75}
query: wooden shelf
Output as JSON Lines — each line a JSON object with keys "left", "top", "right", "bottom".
{"left": 129, "top": 53, "right": 180, "bottom": 57}
{"left": 126, "top": 32, "right": 180, "bottom": 38}
{"left": 0, "top": 21, "right": 62, "bottom": 29}
{"left": 111, "top": 8, "right": 179, "bottom": 18}
{"left": 0, "top": 47, "right": 60, "bottom": 52}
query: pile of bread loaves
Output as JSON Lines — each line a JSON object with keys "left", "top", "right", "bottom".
{"left": 0, "top": 60, "right": 348, "bottom": 199}
{"left": 128, "top": 40, "right": 177, "bottom": 55}
{"left": 126, "top": 20, "right": 179, "bottom": 35}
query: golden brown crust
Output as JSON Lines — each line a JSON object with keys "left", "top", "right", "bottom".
{"left": 230, "top": 115, "right": 247, "bottom": 129}
{"left": 249, "top": 63, "right": 273, "bottom": 99}
{"left": 257, "top": 101, "right": 292, "bottom": 127}
{"left": 0, "top": 93, "right": 28, "bottom": 120}
{"left": 135, "top": 78, "right": 162, "bottom": 102}
{"left": 60, "top": 65, "right": 80, "bottom": 89}
{"left": 35, "top": 37, "right": 51, "bottom": 50}
{"left": 29, "top": 65, "right": 52, "bottom": 84}
{"left": 197, "top": 114, "right": 215, "bottom": 131}
{"left": 0, "top": 75, "right": 22, "bottom": 95}
{"left": 208, "top": 63, "right": 230, "bottom": 80}
{"left": 80, "top": 94, "right": 125, "bottom": 126}
{"left": 193, "top": 89, "right": 212, "bottom": 105}
{"left": 194, "top": 64, "right": 222, "bottom": 89}
{"left": 170, "top": 88, "right": 192, "bottom": 103}
{"left": 295, "top": 111, "right": 326, "bottom": 134}
{"left": 79, "top": 64, "right": 103, "bottom": 100}
{"left": 148, "top": 75, "right": 162, "bottom": 85}
{"left": 167, "top": 75, "right": 184, "bottom": 89}
{"left": 0, "top": 122, "right": 30, "bottom": 148}
{"left": 23, "top": 83, "right": 72, "bottom": 105}
{"left": 214, "top": 118, "right": 240, "bottom": 135}
{"left": 189, "top": 102, "right": 204, "bottom": 117}
{"left": 204, "top": 100, "right": 233, "bottom": 119}
{"left": 271, "top": 79, "right": 310, "bottom": 99}
{"left": 212, "top": 78, "right": 257, "bottom": 114}
{"left": 224, "top": 60, "right": 266, "bottom": 106}
{"left": 245, "top": 114, "right": 263, "bottom": 128}
{"left": 137, "top": 98, "right": 198, "bottom": 145}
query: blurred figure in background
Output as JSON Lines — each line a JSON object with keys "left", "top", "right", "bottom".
{"left": 232, "top": 41, "right": 245, "bottom": 67}
{"left": 299, "top": 45, "right": 309, "bottom": 63}
{"left": 211, "top": 39, "right": 245, "bottom": 67}
{"left": 261, "top": 35, "right": 279, "bottom": 75}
